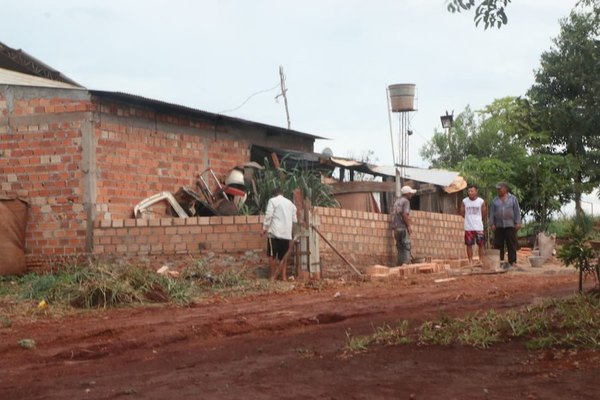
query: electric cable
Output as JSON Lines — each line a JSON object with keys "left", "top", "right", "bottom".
{"left": 218, "top": 83, "right": 280, "bottom": 114}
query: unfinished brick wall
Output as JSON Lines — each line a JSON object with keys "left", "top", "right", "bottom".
{"left": 92, "top": 207, "right": 464, "bottom": 278}
{"left": 0, "top": 87, "right": 92, "bottom": 263}
{"left": 314, "top": 207, "right": 464, "bottom": 278}
{"left": 93, "top": 215, "right": 263, "bottom": 256}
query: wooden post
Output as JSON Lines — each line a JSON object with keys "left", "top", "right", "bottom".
{"left": 311, "top": 225, "right": 362, "bottom": 276}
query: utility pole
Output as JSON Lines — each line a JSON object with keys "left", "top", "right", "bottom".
{"left": 276, "top": 65, "right": 291, "bottom": 129}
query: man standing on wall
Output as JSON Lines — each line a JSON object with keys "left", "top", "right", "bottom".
{"left": 460, "top": 184, "right": 488, "bottom": 265}
{"left": 489, "top": 182, "right": 521, "bottom": 269}
{"left": 262, "top": 188, "right": 297, "bottom": 280}
{"left": 392, "top": 185, "right": 417, "bottom": 266}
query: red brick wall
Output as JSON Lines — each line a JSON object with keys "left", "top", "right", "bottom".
{"left": 92, "top": 207, "right": 464, "bottom": 278}
{"left": 93, "top": 106, "right": 250, "bottom": 220}
{"left": 93, "top": 215, "right": 263, "bottom": 256}
{"left": 314, "top": 207, "right": 464, "bottom": 277}
{"left": 0, "top": 88, "right": 92, "bottom": 264}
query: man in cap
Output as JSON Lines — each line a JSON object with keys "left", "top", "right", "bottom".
{"left": 489, "top": 182, "right": 521, "bottom": 269}
{"left": 391, "top": 185, "right": 417, "bottom": 265}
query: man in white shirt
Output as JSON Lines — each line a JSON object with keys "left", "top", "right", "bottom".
{"left": 459, "top": 184, "right": 488, "bottom": 265}
{"left": 262, "top": 188, "right": 297, "bottom": 280}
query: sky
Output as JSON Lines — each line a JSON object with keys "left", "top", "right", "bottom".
{"left": 2, "top": 0, "right": 598, "bottom": 215}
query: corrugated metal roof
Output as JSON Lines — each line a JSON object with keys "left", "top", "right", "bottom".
{"left": 0, "top": 41, "right": 81, "bottom": 86}
{"left": 0, "top": 67, "right": 81, "bottom": 89}
{"left": 370, "top": 165, "right": 459, "bottom": 187}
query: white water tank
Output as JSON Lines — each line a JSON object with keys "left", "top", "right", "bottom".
{"left": 388, "top": 84, "right": 416, "bottom": 112}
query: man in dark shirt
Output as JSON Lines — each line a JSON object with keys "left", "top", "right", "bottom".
{"left": 489, "top": 182, "right": 522, "bottom": 269}
{"left": 391, "top": 185, "right": 416, "bottom": 266}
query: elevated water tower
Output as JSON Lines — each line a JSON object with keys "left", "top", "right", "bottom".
{"left": 387, "top": 83, "right": 417, "bottom": 194}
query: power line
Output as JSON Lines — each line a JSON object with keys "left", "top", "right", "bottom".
{"left": 218, "top": 82, "right": 280, "bottom": 114}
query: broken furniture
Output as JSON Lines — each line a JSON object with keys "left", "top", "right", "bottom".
{"left": 133, "top": 191, "right": 189, "bottom": 218}
{"left": 173, "top": 186, "right": 219, "bottom": 217}
{"left": 196, "top": 168, "right": 246, "bottom": 216}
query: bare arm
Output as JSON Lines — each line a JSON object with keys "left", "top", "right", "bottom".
{"left": 402, "top": 212, "right": 412, "bottom": 234}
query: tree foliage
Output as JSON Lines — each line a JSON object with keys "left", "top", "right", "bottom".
{"left": 420, "top": 97, "right": 573, "bottom": 227}
{"left": 527, "top": 5, "right": 600, "bottom": 213}
{"left": 557, "top": 213, "right": 600, "bottom": 292}
{"left": 419, "top": 97, "right": 527, "bottom": 168}
{"left": 446, "top": 0, "right": 511, "bottom": 29}
{"left": 446, "top": 0, "right": 600, "bottom": 29}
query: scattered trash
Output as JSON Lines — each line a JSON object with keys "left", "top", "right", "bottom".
{"left": 156, "top": 265, "right": 169, "bottom": 275}
{"left": 333, "top": 291, "right": 341, "bottom": 298}
{"left": 37, "top": 300, "right": 48, "bottom": 310}
{"left": 434, "top": 277, "right": 457, "bottom": 283}
{"left": 18, "top": 339, "right": 36, "bottom": 349}
{"left": 156, "top": 265, "right": 180, "bottom": 278}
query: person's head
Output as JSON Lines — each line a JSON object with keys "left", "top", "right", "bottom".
{"left": 466, "top": 184, "right": 479, "bottom": 200}
{"left": 495, "top": 182, "right": 509, "bottom": 196}
{"left": 271, "top": 187, "right": 283, "bottom": 197}
{"left": 400, "top": 185, "right": 417, "bottom": 198}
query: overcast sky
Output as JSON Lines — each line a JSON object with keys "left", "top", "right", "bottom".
{"left": 2, "top": 0, "right": 597, "bottom": 214}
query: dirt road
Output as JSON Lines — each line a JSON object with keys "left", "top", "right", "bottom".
{"left": 1, "top": 268, "right": 598, "bottom": 400}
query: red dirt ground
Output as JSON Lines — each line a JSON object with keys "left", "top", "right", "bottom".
{"left": 1, "top": 268, "right": 598, "bottom": 400}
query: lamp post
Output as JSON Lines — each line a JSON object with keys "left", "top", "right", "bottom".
{"left": 440, "top": 111, "right": 454, "bottom": 160}
{"left": 440, "top": 111, "right": 454, "bottom": 135}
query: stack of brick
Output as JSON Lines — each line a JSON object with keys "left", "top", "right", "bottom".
{"left": 365, "top": 262, "right": 449, "bottom": 280}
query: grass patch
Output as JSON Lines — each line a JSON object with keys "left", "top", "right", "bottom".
{"left": 343, "top": 294, "right": 600, "bottom": 355}
{"left": 343, "top": 321, "right": 412, "bottom": 355}
{"left": 0, "top": 258, "right": 295, "bottom": 316}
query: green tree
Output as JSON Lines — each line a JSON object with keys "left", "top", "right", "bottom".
{"left": 557, "top": 213, "right": 600, "bottom": 292}
{"left": 420, "top": 97, "right": 573, "bottom": 228}
{"left": 527, "top": 6, "right": 600, "bottom": 214}
{"left": 456, "top": 156, "right": 516, "bottom": 206}
{"left": 446, "top": 0, "right": 600, "bottom": 29}
{"left": 512, "top": 154, "right": 573, "bottom": 230}
{"left": 446, "top": 0, "right": 512, "bottom": 29}
{"left": 419, "top": 106, "right": 477, "bottom": 168}
{"left": 419, "top": 98, "right": 527, "bottom": 168}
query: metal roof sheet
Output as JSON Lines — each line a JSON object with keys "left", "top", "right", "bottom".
{"left": 0, "top": 67, "right": 81, "bottom": 89}
{"left": 364, "top": 165, "right": 459, "bottom": 187}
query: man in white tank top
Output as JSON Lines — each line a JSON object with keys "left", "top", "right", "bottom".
{"left": 459, "top": 184, "right": 488, "bottom": 265}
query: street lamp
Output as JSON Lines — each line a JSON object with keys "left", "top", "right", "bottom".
{"left": 440, "top": 111, "right": 453, "bottom": 130}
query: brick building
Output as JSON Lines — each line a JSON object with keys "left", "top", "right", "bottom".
{"left": 1, "top": 42, "right": 463, "bottom": 277}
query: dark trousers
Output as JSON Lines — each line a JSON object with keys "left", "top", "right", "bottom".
{"left": 493, "top": 227, "right": 518, "bottom": 264}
